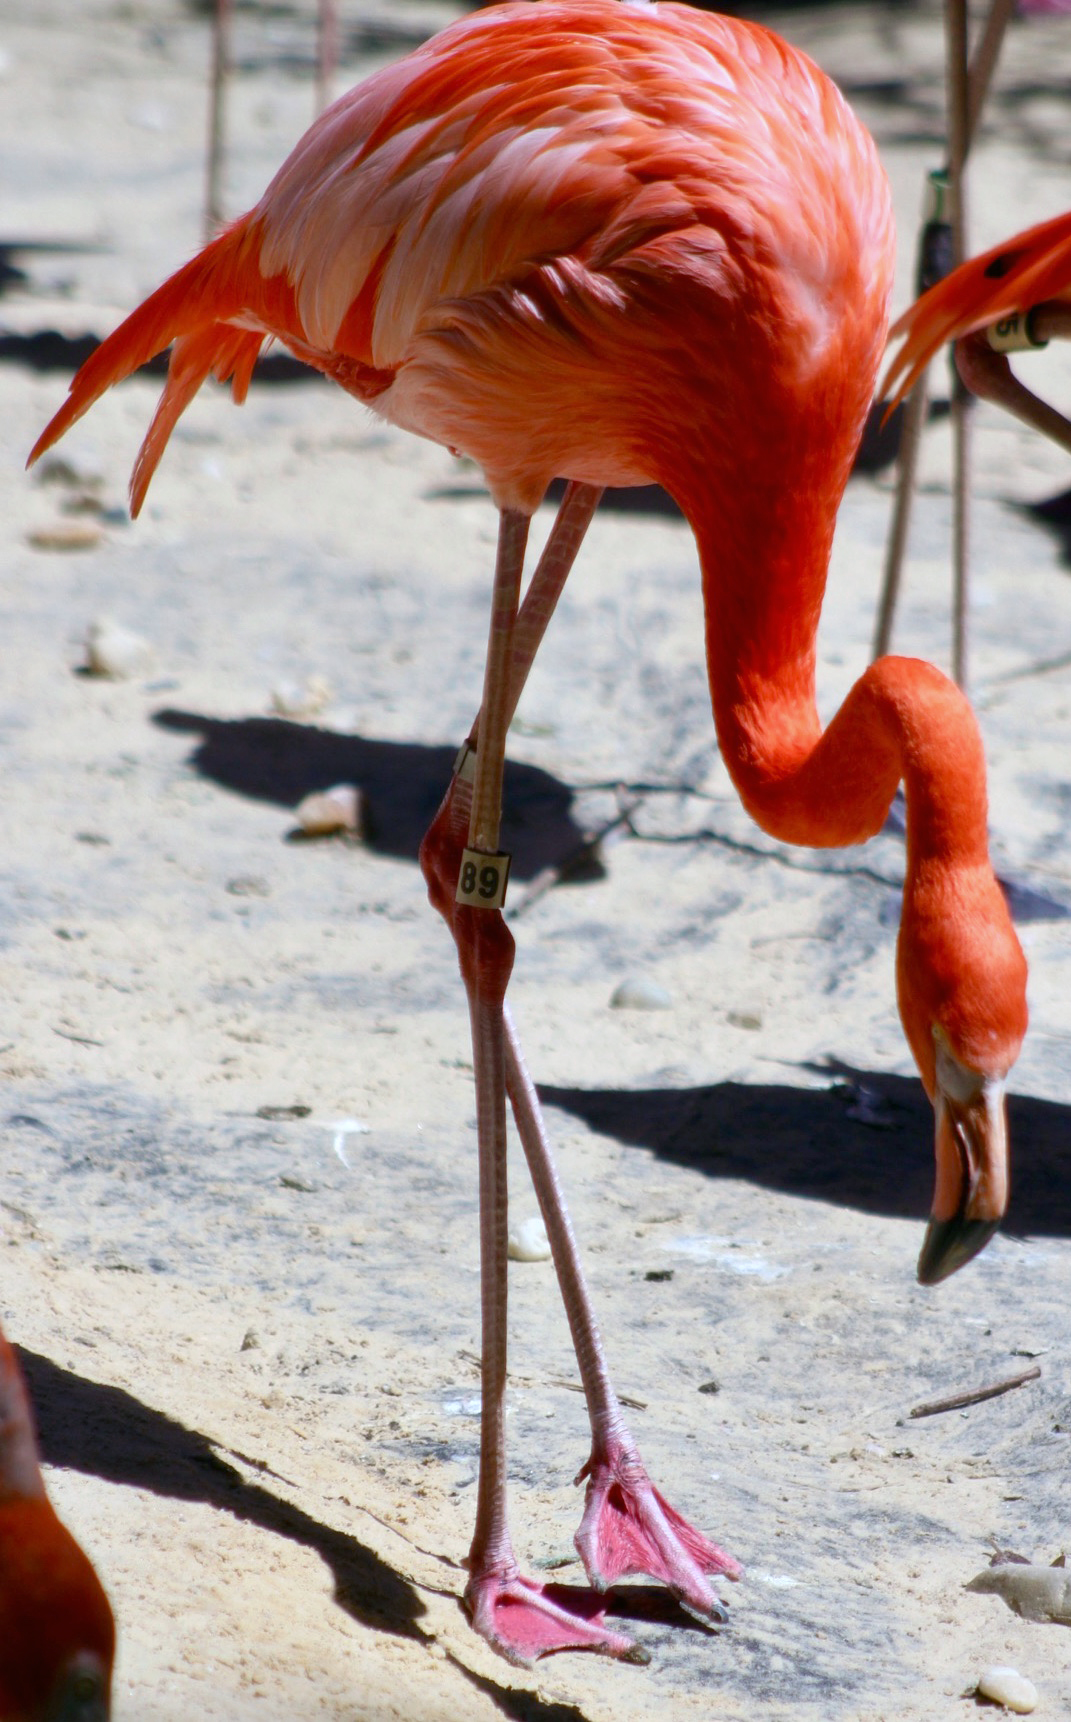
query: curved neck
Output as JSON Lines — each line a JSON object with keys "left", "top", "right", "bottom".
{"left": 687, "top": 488, "right": 992, "bottom": 872}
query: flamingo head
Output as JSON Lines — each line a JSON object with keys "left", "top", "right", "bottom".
{"left": 897, "top": 871, "right": 1028, "bottom": 1286}
{"left": 915, "top": 1028, "right": 1011, "bottom": 1285}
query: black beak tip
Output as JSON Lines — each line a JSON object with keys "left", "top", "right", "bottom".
{"left": 916, "top": 1216, "right": 1001, "bottom": 1286}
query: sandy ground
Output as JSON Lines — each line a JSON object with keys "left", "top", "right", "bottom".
{"left": 3, "top": 1, "right": 1071, "bottom": 1717}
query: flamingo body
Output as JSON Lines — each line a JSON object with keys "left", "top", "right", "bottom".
{"left": 0, "top": 1331, "right": 114, "bottom": 1722}
{"left": 33, "top": 1, "right": 892, "bottom": 516}
{"left": 31, "top": 0, "right": 1029, "bottom": 1665}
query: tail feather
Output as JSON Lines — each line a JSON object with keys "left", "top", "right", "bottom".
{"left": 130, "top": 323, "right": 265, "bottom": 516}
{"left": 883, "top": 207, "right": 1071, "bottom": 409}
{"left": 28, "top": 217, "right": 272, "bottom": 508}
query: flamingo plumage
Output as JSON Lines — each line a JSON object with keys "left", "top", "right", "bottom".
{"left": 31, "top": 0, "right": 1028, "bottom": 1667}
{"left": 0, "top": 1327, "right": 114, "bottom": 1722}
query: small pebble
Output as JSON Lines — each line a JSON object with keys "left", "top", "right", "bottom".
{"left": 61, "top": 490, "right": 108, "bottom": 519}
{"left": 36, "top": 456, "right": 99, "bottom": 489}
{"left": 226, "top": 874, "right": 271, "bottom": 898}
{"left": 29, "top": 522, "right": 103, "bottom": 552}
{"left": 84, "top": 616, "right": 153, "bottom": 678}
{"left": 294, "top": 783, "right": 364, "bottom": 837}
{"left": 609, "top": 976, "right": 672, "bottom": 1011}
{"left": 975, "top": 1666, "right": 1037, "bottom": 1713}
{"left": 727, "top": 1008, "right": 763, "bottom": 1030}
{"left": 271, "top": 675, "right": 333, "bottom": 718}
{"left": 507, "top": 1216, "right": 551, "bottom": 1262}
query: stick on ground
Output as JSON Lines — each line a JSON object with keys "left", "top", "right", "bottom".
{"left": 909, "top": 1364, "right": 1041, "bottom": 1420}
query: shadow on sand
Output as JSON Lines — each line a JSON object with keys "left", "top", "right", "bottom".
{"left": 540, "top": 1060, "right": 1071, "bottom": 1243}
{"left": 20, "top": 1346, "right": 428, "bottom": 1641}
{"left": 154, "top": 709, "right": 597, "bottom": 883}
{"left": 21, "top": 1350, "right": 714, "bottom": 1719}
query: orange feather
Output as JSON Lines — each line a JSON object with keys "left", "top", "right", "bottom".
{"left": 883, "top": 205, "right": 1071, "bottom": 408}
{"left": 0, "top": 1329, "right": 114, "bottom": 1722}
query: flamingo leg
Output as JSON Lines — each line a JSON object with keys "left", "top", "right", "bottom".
{"left": 504, "top": 1018, "right": 740, "bottom": 1616}
{"left": 422, "top": 491, "right": 636, "bottom": 1662}
{"left": 421, "top": 483, "right": 738, "bottom": 1664}
{"left": 955, "top": 327, "right": 1071, "bottom": 457}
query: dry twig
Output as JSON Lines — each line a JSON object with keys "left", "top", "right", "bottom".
{"left": 909, "top": 1364, "right": 1041, "bottom": 1420}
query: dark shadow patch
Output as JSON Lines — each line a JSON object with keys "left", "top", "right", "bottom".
{"left": 1, "top": 327, "right": 313, "bottom": 383}
{"left": 0, "top": 249, "right": 28, "bottom": 296}
{"left": 539, "top": 1063, "right": 1071, "bottom": 1241}
{"left": 154, "top": 709, "right": 592, "bottom": 882}
{"left": 443, "top": 1654, "right": 600, "bottom": 1722}
{"left": 19, "top": 1347, "right": 426, "bottom": 1641}
{"left": 546, "top": 478, "right": 682, "bottom": 518}
{"left": 1022, "top": 487, "right": 1071, "bottom": 569}
{"left": 852, "top": 400, "right": 905, "bottom": 475}
{"left": 604, "top": 1582, "right": 727, "bottom": 1637}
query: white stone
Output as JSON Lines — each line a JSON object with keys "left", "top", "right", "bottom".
{"left": 294, "top": 783, "right": 362, "bottom": 836}
{"left": 508, "top": 1216, "right": 551, "bottom": 1262}
{"left": 271, "top": 674, "right": 333, "bottom": 717}
{"left": 609, "top": 976, "right": 672, "bottom": 1011}
{"left": 976, "top": 1666, "right": 1037, "bottom": 1713}
{"left": 84, "top": 616, "right": 152, "bottom": 678}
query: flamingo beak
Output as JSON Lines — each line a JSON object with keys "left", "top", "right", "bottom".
{"left": 917, "top": 1040, "right": 1009, "bottom": 1286}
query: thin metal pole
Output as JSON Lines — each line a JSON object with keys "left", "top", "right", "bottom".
{"left": 947, "top": 0, "right": 971, "bottom": 688}
{"left": 874, "top": 0, "right": 1014, "bottom": 679}
{"left": 315, "top": 0, "right": 339, "bottom": 116}
{"left": 204, "top": 0, "right": 232, "bottom": 240}
{"left": 966, "top": 0, "right": 1016, "bottom": 148}
{"left": 873, "top": 378, "right": 929, "bottom": 661}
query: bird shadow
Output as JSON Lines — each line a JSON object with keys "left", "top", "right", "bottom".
{"left": 20, "top": 1349, "right": 706, "bottom": 1721}
{"left": 153, "top": 709, "right": 596, "bottom": 883}
{"left": 1022, "top": 486, "right": 1071, "bottom": 570}
{"left": 18, "top": 1345, "right": 426, "bottom": 1642}
{"left": 539, "top": 1060, "right": 1071, "bottom": 1242}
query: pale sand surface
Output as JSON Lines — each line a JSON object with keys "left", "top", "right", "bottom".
{"left": 3, "top": 2, "right": 1071, "bottom": 1717}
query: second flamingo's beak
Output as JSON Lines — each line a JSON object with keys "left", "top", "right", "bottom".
{"left": 917, "top": 1039, "right": 1010, "bottom": 1286}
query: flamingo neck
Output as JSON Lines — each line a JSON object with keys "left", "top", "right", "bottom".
{"left": 686, "top": 485, "right": 992, "bottom": 873}
{"left": 683, "top": 478, "right": 1030, "bottom": 1093}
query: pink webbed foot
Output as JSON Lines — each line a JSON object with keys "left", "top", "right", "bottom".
{"left": 465, "top": 1565, "right": 648, "bottom": 1667}
{"left": 575, "top": 1443, "right": 742, "bottom": 1621}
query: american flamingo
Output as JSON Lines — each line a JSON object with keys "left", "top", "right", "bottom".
{"left": 30, "top": 0, "right": 1029, "bottom": 1667}
{"left": 884, "top": 205, "right": 1071, "bottom": 452}
{"left": 0, "top": 1327, "right": 114, "bottom": 1721}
